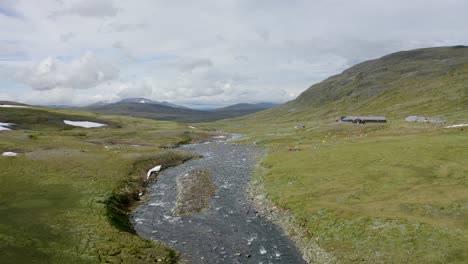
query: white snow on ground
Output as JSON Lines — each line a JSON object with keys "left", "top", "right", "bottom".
{"left": 146, "top": 165, "right": 162, "bottom": 179}
{"left": 445, "top": 123, "right": 468, "bottom": 128}
{"left": 188, "top": 126, "right": 197, "bottom": 129}
{"left": 0, "top": 122, "right": 14, "bottom": 131}
{"left": 2, "top": 152, "right": 18, "bottom": 156}
{"left": 63, "top": 120, "right": 106, "bottom": 128}
{"left": 0, "top": 105, "right": 30, "bottom": 108}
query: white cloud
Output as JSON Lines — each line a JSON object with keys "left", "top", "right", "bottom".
{"left": 0, "top": 0, "right": 17, "bottom": 9}
{"left": 59, "top": 32, "right": 75, "bottom": 42}
{"left": 50, "top": 0, "right": 119, "bottom": 18}
{"left": 22, "top": 52, "right": 118, "bottom": 90}
{"left": 117, "top": 81, "right": 152, "bottom": 98}
{"left": 0, "top": 0, "right": 467, "bottom": 106}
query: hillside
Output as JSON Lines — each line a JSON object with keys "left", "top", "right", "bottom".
{"left": 214, "top": 102, "right": 280, "bottom": 111}
{"left": 86, "top": 101, "right": 278, "bottom": 123}
{"left": 243, "top": 46, "right": 468, "bottom": 123}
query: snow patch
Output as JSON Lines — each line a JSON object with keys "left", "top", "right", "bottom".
{"left": 2, "top": 152, "right": 18, "bottom": 156}
{"left": 63, "top": 120, "right": 106, "bottom": 128}
{"left": 0, "top": 122, "right": 14, "bottom": 131}
{"left": 147, "top": 165, "right": 162, "bottom": 180}
{"left": 0, "top": 105, "right": 29, "bottom": 108}
{"left": 445, "top": 123, "right": 468, "bottom": 128}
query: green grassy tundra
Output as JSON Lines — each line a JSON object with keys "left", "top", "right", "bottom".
{"left": 0, "top": 106, "right": 211, "bottom": 264}
{"left": 213, "top": 47, "right": 468, "bottom": 263}
{"left": 214, "top": 119, "right": 468, "bottom": 263}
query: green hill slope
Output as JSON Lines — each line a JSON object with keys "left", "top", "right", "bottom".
{"left": 245, "top": 46, "right": 468, "bottom": 123}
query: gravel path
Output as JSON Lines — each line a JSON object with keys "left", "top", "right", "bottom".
{"left": 132, "top": 141, "right": 306, "bottom": 263}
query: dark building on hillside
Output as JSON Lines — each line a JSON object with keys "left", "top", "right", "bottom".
{"left": 339, "top": 116, "right": 387, "bottom": 124}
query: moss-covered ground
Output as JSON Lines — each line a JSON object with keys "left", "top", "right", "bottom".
{"left": 215, "top": 118, "right": 468, "bottom": 263}
{"left": 0, "top": 107, "right": 210, "bottom": 263}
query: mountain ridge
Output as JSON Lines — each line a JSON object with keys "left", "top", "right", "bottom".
{"left": 84, "top": 100, "right": 280, "bottom": 123}
{"left": 239, "top": 46, "right": 468, "bottom": 123}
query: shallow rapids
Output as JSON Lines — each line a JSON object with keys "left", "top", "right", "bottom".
{"left": 132, "top": 141, "right": 306, "bottom": 264}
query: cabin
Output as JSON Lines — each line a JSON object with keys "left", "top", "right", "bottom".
{"left": 339, "top": 116, "right": 387, "bottom": 124}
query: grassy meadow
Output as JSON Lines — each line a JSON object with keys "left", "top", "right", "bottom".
{"left": 212, "top": 47, "right": 468, "bottom": 262}
{"left": 0, "top": 107, "right": 210, "bottom": 263}
{"left": 216, "top": 117, "right": 468, "bottom": 263}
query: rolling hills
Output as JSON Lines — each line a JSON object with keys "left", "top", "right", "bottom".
{"left": 86, "top": 100, "right": 278, "bottom": 123}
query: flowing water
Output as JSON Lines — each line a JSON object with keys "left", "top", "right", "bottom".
{"left": 132, "top": 140, "right": 306, "bottom": 264}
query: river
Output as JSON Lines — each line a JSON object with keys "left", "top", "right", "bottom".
{"left": 132, "top": 139, "right": 306, "bottom": 264}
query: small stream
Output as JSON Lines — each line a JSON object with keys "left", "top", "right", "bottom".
{"left": 132, "top": 139, "right": 306, "bottom": 264}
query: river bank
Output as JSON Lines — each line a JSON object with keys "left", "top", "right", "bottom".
{"left": 247, "top": 162, "right": 336, "bottom": 264}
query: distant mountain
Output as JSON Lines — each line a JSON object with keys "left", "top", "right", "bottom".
{"left": 214, "top": 102, "right": 280, "bottom": 111}
{"left": 85, "top": 101, "right": 280, "bottom": 123}
{"left": 0, "top": 101, "right": 30, "bottom": 106}
{"left": 88, "top": 98, "right": 189, "bottom": 109}
{"left": 240, "top": 46, "right": 468, "bottom": 122}
{"left": 44, "top": 104, "right": 80, "bottom": 109}
{"left": 87, "top": 100, "right": 114, "bottom": 107}
{"left": 158, "top": 101, "right": 189, "bottom": 109}
{"left": 119, "top": 98, "right": 153, "bottom": 104}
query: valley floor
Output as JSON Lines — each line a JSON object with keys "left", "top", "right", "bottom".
{"left": 218, "top": 120, "right": 468, "bottom": 263}
{"left": 1, "top": 105, "right": 467, "bottom": 263}
{"left": 0, "top": 107, "right": 211, "bottom": 264}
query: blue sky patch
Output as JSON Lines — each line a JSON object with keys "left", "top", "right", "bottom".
{"left": 0, "top": 7, "right": 20, "bottom": 18}
{"left": 0, "top": 51, "right": 29, "bottom": 61}
{"left": 0, "top": 80, "right": 30, "bottom": 92}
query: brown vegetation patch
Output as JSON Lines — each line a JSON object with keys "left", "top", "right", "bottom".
{"left": 175, "top": 169, "right": 217, "bottom": 216}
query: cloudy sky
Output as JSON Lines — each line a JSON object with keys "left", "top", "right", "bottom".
{"left": 0, "top": 0, "right": 467, "bottom": 108}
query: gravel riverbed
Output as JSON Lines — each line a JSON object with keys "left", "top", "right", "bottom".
{"left": 132, "top": 140, "right": 306, "bottom": 264}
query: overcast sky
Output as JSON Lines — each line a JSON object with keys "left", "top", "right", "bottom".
{"left": 0, "top": 0, "right": 467, "bottom": 107}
